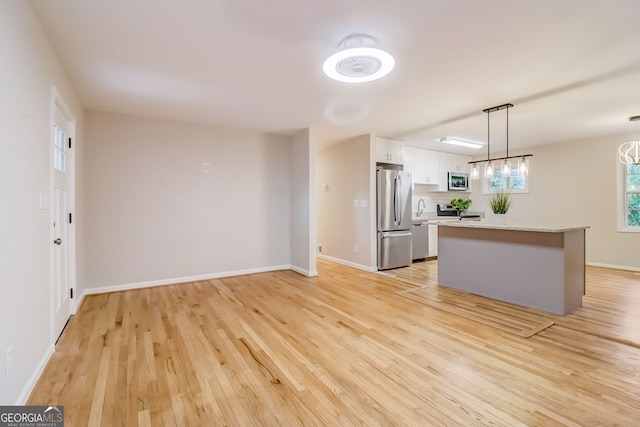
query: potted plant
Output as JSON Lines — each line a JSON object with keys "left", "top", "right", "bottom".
{"left": 450, "top": 198, "right": 472, "bottom": 213}
{"left": 487, "top": 189, "right": 512, "bottom": 223}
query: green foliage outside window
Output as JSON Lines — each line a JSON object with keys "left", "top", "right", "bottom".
{"left": 487, "top": 164, "right": 527, "bottom": 193}
{"left": 627, "top": 164, "right": 640, "bottom": 227}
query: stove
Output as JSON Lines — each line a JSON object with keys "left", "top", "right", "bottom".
{"left": 436, "top": 204, "right": 481, "bottom": 220}
{"left": 436, "top": 204, "right": 458, "bottom": 216}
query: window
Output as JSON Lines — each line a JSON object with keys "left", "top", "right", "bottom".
{"left": 53, "top": 123, "right": 66, "bottom": 173}
{"left": 483, "top": 161, "right": 529, "bottom": 194}
{"left": 624, "top": 163, "right": 640, "bottom": 227}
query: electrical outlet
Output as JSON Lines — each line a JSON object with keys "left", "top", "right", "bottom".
{"left": 5, "top": 347, "right": 13, "bottom": 378}
{"left": 354, "top": 245, "right": 359, "bottom": 253}
{"left": 317, "top": 244, "right": 322, "bottom": 254}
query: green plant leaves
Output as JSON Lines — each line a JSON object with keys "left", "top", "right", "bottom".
{"left": 487, "top": 190, "right": 512, "bottom": 214}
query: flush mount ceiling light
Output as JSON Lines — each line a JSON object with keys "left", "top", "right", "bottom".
{"left": 468, "top": 103, "right": 533, "bottom": 180}
{"left": 618, "top": 115, "right": 640, "bottom": 165}
{"left": 323, "top": 34, "right": 395, "bottom": 83}
{"left": 440, "top": 137, "right": 484, "bottom": 149}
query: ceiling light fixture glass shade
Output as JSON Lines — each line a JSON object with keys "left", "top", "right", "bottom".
{"left": 502, "top": 159, "right": 511, "bottom": 176}
{"left": 470, "top": 163, "right": 480, "bottom": 179}
{"left": 619, "top": 140, "right": 640, "bottom": 165}
{"left": 485, "top": 161, "right": 494, "bottom": 178}
{"left": 440, "top": 137, "right": 484, "bottom": 149}
{"left": 619, "top": 116, "right": 640, "bottom": 165}
{"left": 323, "top": 34, "right": 395, "bottom": 83}
{"left": 518, "top": 156, "right": 529, "bottom": 176}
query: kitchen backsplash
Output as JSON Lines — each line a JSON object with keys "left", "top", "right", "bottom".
{"left": 412, "top": 185, "right": 471, "bottom": 216}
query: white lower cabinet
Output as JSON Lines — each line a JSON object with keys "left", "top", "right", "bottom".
{"left": 428, "top": 224, "right": 438, "bottom": 256}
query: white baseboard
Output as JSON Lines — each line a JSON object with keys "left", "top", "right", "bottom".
{"left": 81, "top": 264, "right": 292, "bottom": 297}
{"left": 290, "top": 265, "right": 318, "bottom": 277}
{"left": 586, "top": 262, "right": 640, "bottom": 273}
{"left": 316, "top": 254, "right": 377, "bottom": 272}
{"left": 15, "top": 344, "right": 54, "bottom": 405}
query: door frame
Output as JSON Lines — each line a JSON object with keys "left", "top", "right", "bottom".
{"left": 50, "top": 86, "right": 77, "bottom": 345}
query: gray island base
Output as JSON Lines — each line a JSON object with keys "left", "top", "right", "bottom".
{"left": 437, "top": 222, "right": 590, "bottom": 315}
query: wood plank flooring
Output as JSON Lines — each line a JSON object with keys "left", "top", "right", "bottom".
{"left": 28, "top": 259, "right": 640, "bottom": 426}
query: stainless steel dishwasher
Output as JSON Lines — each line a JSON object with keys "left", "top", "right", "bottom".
{"left": 411, "top": 223, "right": 429, "bottom": 260}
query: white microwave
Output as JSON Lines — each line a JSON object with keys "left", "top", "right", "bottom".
{"left": 448, "top": 172, "right": 469, "bottom": 191}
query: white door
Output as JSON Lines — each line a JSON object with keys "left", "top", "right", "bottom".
{"left": 52, "top": 100, "right": 74, "bottom": 342}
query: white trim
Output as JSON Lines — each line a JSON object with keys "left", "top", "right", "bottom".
{"left": 481, "top": 165, "right": 529, "bottom": 194}
{"left": 81, "top": 265, "right": 292, "bottom": 296}
{"left": 290, "top": 265, "right": 318, "bottom": 277}
{"left": 617, "top": 227, "right": 640, "bottom": 234}
{"left": 50, "top": 86, "right": 78, "bottom": 349}
{"left": 617, "top": 153, "right": 626, "bottom": 230}
{"left": 617, "top": 157, "right": 640, "bottom": 232}
{"left": 587, "top": 261, "right": 640, "bottom": 273}
{"left": 317, "top": 254, "right": 377, "bottom": 272}
{"left": 14, "top": 344, "right": 55, "bottom": 405}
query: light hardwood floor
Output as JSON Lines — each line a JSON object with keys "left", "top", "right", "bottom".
{"left": 28, "top": 259, "right": 640, "bottom": 426}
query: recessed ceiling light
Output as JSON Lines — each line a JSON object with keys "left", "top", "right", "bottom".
{"left": 323, "top": 34, "right": 395, "bottom": 83}
{"left": 440, "top": 137, "right": 484, "bottom": 149}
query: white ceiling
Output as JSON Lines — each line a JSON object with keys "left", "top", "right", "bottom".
{"left": 30, "top": 0, "right": 640, "bottom": 154}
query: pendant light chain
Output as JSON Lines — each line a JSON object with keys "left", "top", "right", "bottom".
{"left": 487, "top": 110, "right": 490, "bottom": 162}
{"left": 506, "top": 106, "right": 509, "bottom": 159}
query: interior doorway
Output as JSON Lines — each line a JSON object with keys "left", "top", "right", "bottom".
{"left": 51, "top": 88, "right": 76, "bottom": 343}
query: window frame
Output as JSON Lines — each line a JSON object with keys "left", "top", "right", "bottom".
{"left": 618, "top": 160, "right": 640, "bottom": 232}
{"left": 53, "top": 123, "right": 67, "bottom": 173}
{"left": 481, "top": 161, "right": 529, "bottom": 195}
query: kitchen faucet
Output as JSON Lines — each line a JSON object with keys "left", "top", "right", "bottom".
{"left": 417, "top": 199, "right": 425, "bottom": 217}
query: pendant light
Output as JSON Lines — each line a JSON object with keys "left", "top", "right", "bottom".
{"left": 501, "top": 106, "right": 512, "bottom": 176}
{"left": 484, "top": 109, "right": 493, "bottom": 178}
{"left": 469, "top": 103, "right": 533, "bottom": 179}
{"left": 518, "top": 156, "right": 529, "bottom": 176}
{"left": 618, "top": 115, "right": 640, "bottom": 165}
{"left": 470, "top": 163, "right": 480, "bottom": 179}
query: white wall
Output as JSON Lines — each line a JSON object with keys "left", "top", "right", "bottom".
{"left": 317, "top": 135, "right": 375, "bottom": 270}
{"left": 471, "top": 133, "right": 640, "bottom": 270}
{"left": 0, "top": 1, "right": 83, "bottom": 404}
{"left": 290, "top": 128, "right": 318, "bottom": 276}
{"left": 83, "top": 111, "right": 293, "bottom": 290}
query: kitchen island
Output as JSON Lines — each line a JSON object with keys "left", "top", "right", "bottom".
{"left": 437, "top": 221, "right": 590, "bottom": 315}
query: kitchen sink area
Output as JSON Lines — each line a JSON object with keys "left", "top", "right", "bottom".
{"left": 411, "top": 203, "right": 484, "bottom": 260}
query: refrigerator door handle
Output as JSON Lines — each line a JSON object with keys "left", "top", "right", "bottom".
{"left": 392, "top": 175, "right": 397, "bottom": 224}
{"left": 397, "top": 174, "right": 402, "bottom": 225}
{"left": 381, "top": 231, "right": 412, "bottom": 239}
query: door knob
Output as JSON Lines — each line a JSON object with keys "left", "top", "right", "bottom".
{"left": 53, "top": 238, "right": 62, "bottom": 245}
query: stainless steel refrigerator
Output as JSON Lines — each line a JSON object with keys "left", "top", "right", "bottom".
{"left": 377, "top": 169, "right": 412, "bottom": 270}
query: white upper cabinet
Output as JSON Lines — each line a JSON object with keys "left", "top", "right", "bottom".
{"left": 403, "top": 146, "right": 415, "bottom": 175}
{"left": 446, "top": 153, "right": 471, "bottom": 174}
{"left": 410, "top": 149, "right": 472, "bottom": 191}
{"left": 434, "top": 153, "right": 472, "bottom": 191}
{"left": 413, "top": 149, "right": 442, "bottom": 185}
{"left": 376, "top": 137, "right": 404, "bottom": 165}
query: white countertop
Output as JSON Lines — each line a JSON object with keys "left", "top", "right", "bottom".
{"left": 437, "top": 221, "right": 590, "bottom": 233}
{"left": 412, "top": 211, "right": 484, "bottom": 225}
